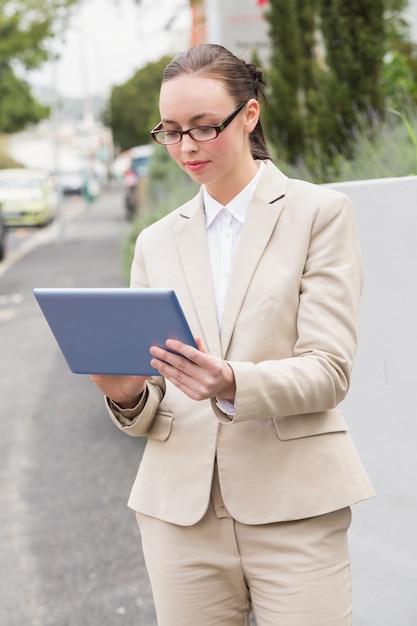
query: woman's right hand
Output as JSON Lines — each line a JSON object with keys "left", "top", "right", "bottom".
{"left": 90, "top": 374, "right": 149, "bottom": 409}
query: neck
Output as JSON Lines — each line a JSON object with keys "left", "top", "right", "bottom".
{"left": 206, "top": 158, "right": 259, "bottom": 205}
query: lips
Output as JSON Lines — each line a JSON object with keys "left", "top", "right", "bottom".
{"left": 184, "top": 161, "right": 209, "bottom": 173}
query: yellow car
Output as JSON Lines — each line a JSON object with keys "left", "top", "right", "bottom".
{"left": 0, "top": 168, "right": 58, "bottom": 227}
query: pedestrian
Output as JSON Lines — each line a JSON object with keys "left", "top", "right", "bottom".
{"left": 91, "top": 43, "right": 374, "bottom": 626}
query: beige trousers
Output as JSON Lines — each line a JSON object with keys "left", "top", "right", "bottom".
{"left": 136, "top": 503, "right": 352, "bottom": 626}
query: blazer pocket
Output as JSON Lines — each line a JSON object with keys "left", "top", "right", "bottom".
{"left": 272, "top": 410, "right": 348, "bottom": 441}
{"left": 147, "top": 413, "right": 174, "bottom": 441}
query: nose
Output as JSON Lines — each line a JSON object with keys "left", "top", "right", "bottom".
{"left": 181, "top": 132, "right": 198, "bottom": 151}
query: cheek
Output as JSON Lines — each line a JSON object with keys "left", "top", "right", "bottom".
{"left": 166, "top": 145, "right": 188, "bottom": 171}
{"left": 166, "top": 145, "right": 180, "bottom": 161}
{"left": 212, "top": 133, "right": 241, "bottom": 159}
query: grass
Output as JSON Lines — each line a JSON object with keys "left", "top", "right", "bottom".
{"left": 281, "top": 109, "right": 417, "bottom": 182}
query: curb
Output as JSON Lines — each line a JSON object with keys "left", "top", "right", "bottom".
{"left": 0, "top": 200, "right": 88, "bottom": 280}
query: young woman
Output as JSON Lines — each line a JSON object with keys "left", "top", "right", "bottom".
{"left": 91, "top": 43, "right": 374, "bottom": 626}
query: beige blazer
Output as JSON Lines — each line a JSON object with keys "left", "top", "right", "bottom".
{"left": 108, "top": 160, "right": 375, "bottom": 526}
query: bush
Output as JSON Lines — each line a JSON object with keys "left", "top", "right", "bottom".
{"left": 279, "top": 108, "right": 417, "bottom": 183}
{"left": 123, "top": 148, "right": 198, "bottom": 283}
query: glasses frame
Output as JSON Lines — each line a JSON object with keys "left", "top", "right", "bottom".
{"left": 150, "top": 101, "right": 247, "bottom": 145}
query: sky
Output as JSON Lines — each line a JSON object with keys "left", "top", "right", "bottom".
{"left": 28, "top": 0, "right": 192, "bottom": 99}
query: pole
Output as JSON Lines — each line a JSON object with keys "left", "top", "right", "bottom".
{"left": 51, "top": 53, "right": 65, "bottom": 244}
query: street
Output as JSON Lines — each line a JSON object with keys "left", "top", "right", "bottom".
{"left": 0, "top": 187, "right": 158, "bottom": 625}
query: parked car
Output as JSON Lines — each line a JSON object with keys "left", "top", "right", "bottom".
{"left": 122, "top": 145, "right": 153, "bottom": 220}
{"left": 0, "top": 168, "right": 58, "bottom": 227}
{"left": 57, "top": 168, "right": 100, "bottom": 202}
{"left": 0, "top": 212, "right": 5, "bottom": 261}
{"left": 57, "top": 169, "right": 88, "bottom": 195}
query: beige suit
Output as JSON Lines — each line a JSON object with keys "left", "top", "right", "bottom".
{"left": 108, "top": 160, "right": 374, "bottom": 527}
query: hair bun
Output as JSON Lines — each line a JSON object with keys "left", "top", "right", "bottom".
{"left": 245, "top": 62, "right": 264, "bottom": 93}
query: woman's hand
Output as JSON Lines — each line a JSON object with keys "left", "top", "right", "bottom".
{"left": 90, "top": 374, "right": 148, "bottom": 409}
{"left": 150, "top": 337, "right": 236, "bottom": 402}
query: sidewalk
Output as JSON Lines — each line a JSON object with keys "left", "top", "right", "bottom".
{"left": 0, "top": 187, "right": 158, "bottom": 626}
{"left": 1, "top": 186, "right": 129, "bottom": 287}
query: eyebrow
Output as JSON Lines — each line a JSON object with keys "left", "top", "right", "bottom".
{"left": 161, "top": 112, "right": 217, "bottom": 126}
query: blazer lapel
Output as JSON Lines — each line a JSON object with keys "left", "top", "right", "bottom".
{"left": 220, "top": 163, "right": 288, "bottom": 355}
{"left": 174, "top": 192, "right": 222, "bottom": 356}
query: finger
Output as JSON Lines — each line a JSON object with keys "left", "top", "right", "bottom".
{"left": 163, "top": 339, "right": 209, "bottom": 365}
{"left": 194, "top": 337, "right": 207, "bottom": 353}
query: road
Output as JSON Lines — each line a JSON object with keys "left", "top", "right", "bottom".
{"left": 0, "top": 187, "right": 158, "bottom": 626}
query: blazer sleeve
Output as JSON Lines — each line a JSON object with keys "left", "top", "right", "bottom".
{"left": 213, "top": 191, "right": 363, "bottom": 425}
{"left": 105, "top": 228, "right": 167, "bottom": 436}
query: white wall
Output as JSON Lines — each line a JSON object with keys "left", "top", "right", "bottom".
{"left": 326, "top": 176, "right": 417, "bottom": 625}
{"left": 406, "top": 0, "right": 417, "bottom": 41}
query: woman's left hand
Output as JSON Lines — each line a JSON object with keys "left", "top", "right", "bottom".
{"left": 150, "top": 337, "right": 236, "bottom": 402}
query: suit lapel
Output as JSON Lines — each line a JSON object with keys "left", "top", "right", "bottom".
{"left": 220, "top": 163, "right": 287, "bottom": 355}
{"left": 174, "top": 193, "right": 222, "bottom": 356}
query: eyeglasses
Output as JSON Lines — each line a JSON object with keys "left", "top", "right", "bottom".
{"left": 150, "top": 101, "right": 247, "bottom": 145}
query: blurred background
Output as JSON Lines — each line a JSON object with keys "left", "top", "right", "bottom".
{"left": 1, "top": 0, "right": 417, "bottom": 243}
{"left": 1, "top": 3, "right": 417, "bottom": 624}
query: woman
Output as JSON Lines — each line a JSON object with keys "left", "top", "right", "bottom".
{"left": 91, "top": 43, "right": 374, "bottom": 626}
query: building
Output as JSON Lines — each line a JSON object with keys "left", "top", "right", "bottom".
{"left": 201, "top": 0, "right": 270, "bottom": 63}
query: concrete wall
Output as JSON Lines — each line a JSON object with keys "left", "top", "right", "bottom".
{"left": 406, "top": 0, "right": 417, "bottom": 41}
{"left": 325, "top": 176, "right": 417, "bottom": 625}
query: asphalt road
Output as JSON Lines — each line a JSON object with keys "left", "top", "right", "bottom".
{"left": 0, "top": 187, "right": 158, "bottom": 626}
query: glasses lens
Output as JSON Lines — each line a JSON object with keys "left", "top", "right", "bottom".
{"left": 190, "top": 127, "right": 218, "bottom": 142}
{"left": 155, "top": 130, "right": 181, "bottom": 145}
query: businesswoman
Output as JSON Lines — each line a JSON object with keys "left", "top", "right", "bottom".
{"left": 91, "top": 43, "right": 374, "bottom": 626}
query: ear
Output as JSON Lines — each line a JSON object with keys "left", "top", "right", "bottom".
{"left": 244, "top": 99, "right": 260, "bottom": 133}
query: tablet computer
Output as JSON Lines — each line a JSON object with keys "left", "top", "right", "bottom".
{"left": 33, "top": 287, "right": 197, "bottom": 376}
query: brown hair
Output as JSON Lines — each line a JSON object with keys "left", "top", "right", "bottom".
{"left": 162, "top": 43, "right": 272, "bottom": 161}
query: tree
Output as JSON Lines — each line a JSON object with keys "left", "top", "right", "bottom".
{"left": 104, "top": 56, "right": 172, "bottom": 151}
{"left": 318, "top": 0, "right": 385, "bottom": 157}
{"left": 0, "top": 67, "right": 49, "bottom": 133}
{"left": 264, "top": 0, "right": 400, "bottom": 174}
{"left": 265, "top": 0, "right": 322, "bottom": 164}
{"left": 0, "top": 0, "right": 77, "bottom": 134}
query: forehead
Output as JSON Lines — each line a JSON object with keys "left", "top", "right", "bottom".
{"left": 159, "top": 74, "right": 234, "bottom": 120}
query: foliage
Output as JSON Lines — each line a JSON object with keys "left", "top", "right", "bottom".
{"left": 0, "top": 67, "right": 49, "bottom": 133}
{"left": 264, "top": 0, "right": 416, "bottom": 177}
{"left": 265, "top": 0, "right": 313, "bottom": 163}
{"left": 104, "top": 56, "right": 172, "bottom": 151}
{"left": 280, "top": 108, "right": 417, "bottom": 182}
{"left": 389, "top": 108, "right": 417, "bottom": 173}
{"left": 0, "top": 0, "right": 77, "bottom": 133}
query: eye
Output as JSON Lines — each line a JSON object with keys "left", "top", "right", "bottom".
{"left": 195, "top": 126, "right": 215, "bottom": 134}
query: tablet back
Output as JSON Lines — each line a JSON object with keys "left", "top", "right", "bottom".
{"left": 33, "top": 287, "right": 196, "bottom": 375}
